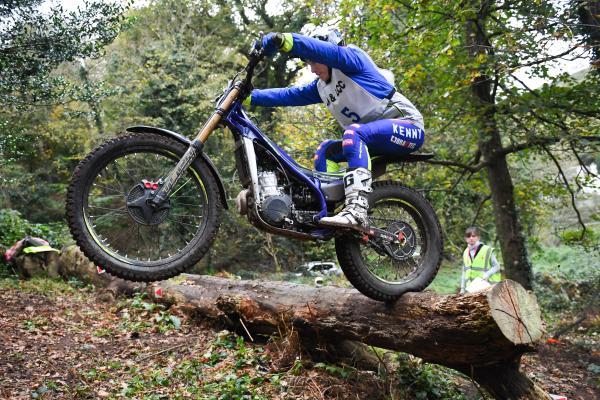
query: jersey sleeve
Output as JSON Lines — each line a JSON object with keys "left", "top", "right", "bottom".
{"left": 288, "top": 33, "right": 366, "bottom": 74}
{"left": 251, "top": 80, "right": 321, "bottom": 107}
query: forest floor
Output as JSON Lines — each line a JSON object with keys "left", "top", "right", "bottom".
{"left": 0, "top": 278, "right": 598, "bottom": 400}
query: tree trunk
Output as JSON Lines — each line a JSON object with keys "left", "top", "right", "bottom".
{"left": 578, "top": 0, "right": 600, "bottom": 70}
{"left": 465, "top": 0, "right": 533, "bottom": 289}
{"left": 149, "top": 275, "right": 549, "bottom": 399}
{"left": 461, "top": 358, "right": 552, "bottom": 400}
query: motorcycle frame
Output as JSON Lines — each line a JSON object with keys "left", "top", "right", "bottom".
{"left": 224, "top": 101, "right": 342, "bottom": 240}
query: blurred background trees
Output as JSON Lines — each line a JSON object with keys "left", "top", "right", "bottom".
{"left": 1, "top": 0, "right": 598, "bottom": 289}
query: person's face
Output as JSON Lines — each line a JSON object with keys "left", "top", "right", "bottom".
{"left": 465, "top": 234, "right": 480, "bottom": 246}
{"left": 307, "top": 61, "right": 330, "bottom": 81}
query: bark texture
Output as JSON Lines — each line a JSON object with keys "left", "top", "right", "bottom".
{"left": 148, "top": 274, "right": 549, "bottom": 399}
{"left": 465, "top": 0, "right": 534, "bottom": 290}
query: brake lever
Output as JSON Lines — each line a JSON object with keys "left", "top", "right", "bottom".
{"left": 250, "top": 31, "right": 264, "bottom": 52}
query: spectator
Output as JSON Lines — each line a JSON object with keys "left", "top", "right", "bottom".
{"left": 460, "top": 227, "right": 502, "bottom": 293}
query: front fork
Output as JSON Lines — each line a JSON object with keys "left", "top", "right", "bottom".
{"left": 150, "top": 86, "right": 241, "bottom": 207}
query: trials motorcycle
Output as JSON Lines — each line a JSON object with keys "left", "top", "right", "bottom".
{"left": 66, "top": 40, "right": 443, "bottom": 302}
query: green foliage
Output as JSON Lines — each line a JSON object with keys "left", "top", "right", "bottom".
{"left": 0, "top": 276, "right": 80, "bottom": 297}
{"left": 79, "top": 0, "right": 319, "bottom": 273}
{"left": 0, "top": 0, "right": 130, "bottom": 107}
{"left": 288, "top": 357, "right": 304, "bottom": 375}
{"left": 532, "top": 241, "right": 600, "bottom": 317}
{"left": 560, "top": 228, "right": 599, "bottom": 247}
{"left": 0, "top": 209, "right": 70, "bottom": 249}
{"left": 22, "top": 317, "right": 49, "bottom": 331}
{"left": 0, "top": 1, "right": 130, "bottom": 223}
{"left": 120, "top": 331, "right": 274, "bottom": 399}
{"left": 118, "top": 292, "right": 182, "bottom": 334}
{"left": 394, "top": 353, "right": 468, "bottom": 400}
{"left": 3, "top": 0, "right": 599, "bottom": 290}
{"left": 314, "top": 362, "right": 356, "bottom": 379}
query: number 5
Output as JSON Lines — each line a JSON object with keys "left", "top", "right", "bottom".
{"left": 341, "top": 107, "right": 361, "bottom": 123}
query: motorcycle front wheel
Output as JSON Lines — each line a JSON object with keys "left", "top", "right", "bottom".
{"left": 66, "top": 132, "right": 222, "bottom": 282}
{"left": 335, "top": 181, "right": 443, "bottom": 302}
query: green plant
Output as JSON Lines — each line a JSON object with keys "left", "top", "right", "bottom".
{"left": 129, "top": 292, "right": 157, "bottom": 311}
{"left": 394, "top": 353, "right": 467, "bottom": 400}
{"left": 154, "top": 311, "right": 181, "bottom": 332}
{"left": 22, "top": 319, "right": 40, "bottom": 331}
{"left": 0, "top": 263, "right": 19, "bottom": 282}
{"left": 6, "top": 277, "right": 75, "bottom": 296}
{"left": 289, "top": 357, "right": 303, "bottom": 375}
{"left": 66, "top": 277, "right": 93, "bottom": 290}
{"left": 94, "top": 327, "right": 114, "bottom": 338}
{"left": 560, "top": 228, "right": 599, "bottom": 248}
{"left": 203, "top": 373, "right": 267, "bottom": 399}
{"left": 314, "top": 362, "right": 356, "bottom": 379}
{"left": 0, "top": 209, "right": 71, "bottom": 249}
{"left": 82, "top": 367, "right": 109, "bottom": 381}
{"left": 44, "top": 380, "right": 59, "bottom": 391}
{"left": 117, "top": 292, "right": 183, "bottom": 334}
{"left": 531, "top": 242, "right": 600, "bottom": 318}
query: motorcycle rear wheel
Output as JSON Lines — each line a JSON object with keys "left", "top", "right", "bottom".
{"left": 66, "top": 132, "right": 222, "bottom": 282}
{"left": 335, "top": 181, "right": 443, "bottom": 302}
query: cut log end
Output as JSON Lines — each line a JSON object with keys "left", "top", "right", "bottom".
{"left": 486, "top": 280, "right": 544, "bottom": 345}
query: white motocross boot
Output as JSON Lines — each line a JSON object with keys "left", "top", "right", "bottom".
{"left": 320, "top": 168, "right": 372, "bottom": 228}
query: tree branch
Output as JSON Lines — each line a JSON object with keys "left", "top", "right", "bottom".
{"left": 394, "top": 0, "right": 457, "bottom": 19}
{"left": 232, "top": 0, "right": 251, "bottom": 26}
{"left": 423, "top": 158, "right": 488, "bottom": 172}
{"left": 496, "top": 136, "right": 562, "bottom": 157}
{"left": 510, "top": 42, "right": 586, "bottom": 69}
{"left": 256, "top": 0, "right": 274, "bottom": 28}
{"left": 470, "top": 194, "right": 492, "bottom": 227}
{"left": 569, "top": 141, "right": 598, "bottom": 178}
{"left": 543, "top": 146, "right": 587, "bottom": 239}
{"left": 508, "top": 72, "right": 600, "bottom": 118}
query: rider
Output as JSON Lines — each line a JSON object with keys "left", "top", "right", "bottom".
{"left": 245, "top": 29, "right": 425, "bottom": 228}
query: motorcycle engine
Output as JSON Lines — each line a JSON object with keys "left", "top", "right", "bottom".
{"left": 257, "top": 171, "right": 292, "bottom": 226}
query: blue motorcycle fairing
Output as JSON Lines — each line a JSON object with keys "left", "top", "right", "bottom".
{"left": 125, "top": 125, "right": 229, "bottom": 209}
{"left": 226, "top": 103, "right": 339, "bottom": 217}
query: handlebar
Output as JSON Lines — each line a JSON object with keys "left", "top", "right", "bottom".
{"left": 231, "top": 36, "right": 265, "bottom": 101}
{"left": 214, "top": 36, "right": 265, "bottom": 108}
{"left": 244, "top": 38, "right": 265, "bottom": 81}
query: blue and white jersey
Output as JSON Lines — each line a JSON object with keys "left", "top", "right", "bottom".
{"left": 250, "top": 33, "right": 424, "bottom": 130}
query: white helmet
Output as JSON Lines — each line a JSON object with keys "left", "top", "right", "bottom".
{"left": 311, "top": 28, "right": 345, "bottom": 46}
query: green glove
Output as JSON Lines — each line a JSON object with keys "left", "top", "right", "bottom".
{"left": 262, "top": 33, "right": 294, "bottom": 56}
{"left": 242, "top": 94, "right": 251, "bottom": 107}
{"left": 279, "top": 33, "right": 293, "bottom": 52}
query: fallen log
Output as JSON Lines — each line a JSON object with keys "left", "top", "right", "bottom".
{"left": 58, "top": 245, "right": 144, "bottom": 298}
{"left": 149, "top": 275, "right": 548, "bottom": 400}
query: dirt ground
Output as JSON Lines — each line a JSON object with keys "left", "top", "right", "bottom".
{"left": 0, "top": 284, "right": 598, "bottom": 399}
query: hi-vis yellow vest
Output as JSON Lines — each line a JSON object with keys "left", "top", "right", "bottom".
{"left": 462, "top": 244, "right": 501, "bottom": 284}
